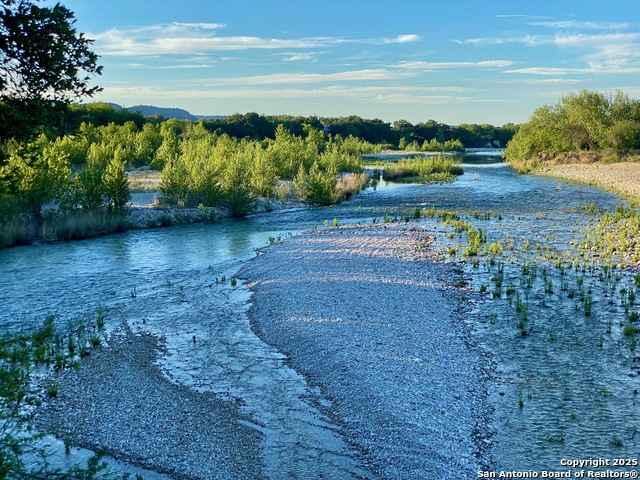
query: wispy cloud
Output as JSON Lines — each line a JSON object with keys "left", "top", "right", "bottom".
{"left": 453, "top": 35, "right": 545, "bottom": 46}
{"left": 396, "top": 60, "right": 514, "bottom": 70}
{"left": 93, "top": 23, "right": 424, "bottom": 57}
{"left": 281, "top": 52, "right": 317, "bottom": 62}
{"left": 92, "top": 23, "right": 331, "bottom": 56}
{"left": 530, "top": 21, "right": 629, "bottom": 30}
{"left": 100, "top": 84, "right": 472, "bottom": 104}
{"left": 202, "top": 69, "right": 414, "bottom": 86}
{"left": 383, "top": 34, "right": 421, "bottom": 44}
{"left": 95, "top": 31, "right": 327, "bottom": 56}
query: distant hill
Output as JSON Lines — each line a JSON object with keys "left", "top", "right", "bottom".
{"left": 126, "top": 105, "right": 198, "bottom": 120}
{"left": 104, "top": 103, "right": 226, "bottom": 121}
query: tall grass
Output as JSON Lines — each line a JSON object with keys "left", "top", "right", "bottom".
{"left": 382, "top": 156, "right": 463, "bottom": 183}
{"left": 334, "top": 173, "right": 369, "bottom": 202}
{"left": 1, "top": 210, "right": 128, "bottom": 248}
{"left": 0, "top": 217, "right": 38, "bottom": 248}
{"left": 41, "top": 210, "right": 128, "bottom": 242}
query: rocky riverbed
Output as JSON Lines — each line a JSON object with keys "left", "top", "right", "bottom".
{"left": 240, "top": 224, "right": 492, "bottom": 478}
{"left": 538, "top": 161, "right": 640, "bottom": 203}
{"left": 33, "top": 223, "right": 492, "bottom": 479}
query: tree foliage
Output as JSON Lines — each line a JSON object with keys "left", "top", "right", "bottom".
{"left": 0, "top": 0, "right": 102, "bottom": 141}
{"left": 0, "top": 135, "right": 70, "bottom": 220}
{"left": 505, "top": 90, "right": 640, "bottom": 170}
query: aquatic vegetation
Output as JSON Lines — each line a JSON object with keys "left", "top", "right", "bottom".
{"left": 381, "top": 156, "right": 463, "bottom": 184}
{"left": 0, "top": 316, "right": 111, "bottom": 477}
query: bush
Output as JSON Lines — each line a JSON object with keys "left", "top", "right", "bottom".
{"left": 382, "top": 156, "right": 463, "bottom": 183}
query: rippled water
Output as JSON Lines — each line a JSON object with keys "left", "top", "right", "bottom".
{"left": 1, "top": 152, "right": 638, "bottom": 476}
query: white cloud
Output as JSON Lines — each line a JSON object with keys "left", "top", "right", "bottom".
{"left": 92, "top": 22, "right": 426, "bottom": 57}
{"left": 100, "top": 84, "right": 470, "bottom": 103}
{"left": 201, "top": 69, "right": 414, "bottom": 86}
{"left": 396, "top": 60, "right": 514, "bottom": 70}
{"left": 92, "top": 23, "right": 330, "bottom": 56}
{"left": 281, "top": 53, "right": 316, "bottom": 62}
{"left": 530, "top": 21, "right": 629, "bottom": 30}
{"left": 383, "top": 34, "right": 421, "bottom": 44}
{"left": 453, "top": 35, "right": 546, "bottom": 46}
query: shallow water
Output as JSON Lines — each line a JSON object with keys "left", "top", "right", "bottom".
{"left": 1, "top": 152, "right": 638, "bottom": 476}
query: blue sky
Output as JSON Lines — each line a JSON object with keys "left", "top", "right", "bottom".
{"left": 57, "top": 1, "right": 640, "bottom": 125}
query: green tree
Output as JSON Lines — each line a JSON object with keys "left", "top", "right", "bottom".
{"left": 102, "top": 158, "right": 130, "bottom": 212}
{"left": 68, "top": 162, "right": 104, "bottom": 211}
{"left": 0, "top": 0, "right": 102, "bottom": 141}
{"left": 0, "top": 136, "right": 70, "bottom": 222}
{"left": 560, "top": 90, "right": 611, "bottom": 150}
{"left": 250, "top": 144, "right": 277, "bottom": 198}
{"left": 294, "top": 162, "right": 336, "bottom": 205}
{"left": 222, "top": 145, "right": 256, "bottom": 217}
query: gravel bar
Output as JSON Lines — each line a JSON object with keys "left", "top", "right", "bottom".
{"left": 240, "top": 223, "right": 492, "bottom": 479}
{"left": 34, "top": 327, "right": 265, "bottom": 480}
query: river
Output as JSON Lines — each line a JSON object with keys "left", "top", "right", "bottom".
{"left": 1, "top": 151, "right": 638, "bottom": 476}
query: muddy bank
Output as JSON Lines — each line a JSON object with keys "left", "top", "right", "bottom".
{"left": 240, "top": 224, "right": 491, "bottom": 479}
{"left": 33, "top": 326, "right": 265, "bottom": 480}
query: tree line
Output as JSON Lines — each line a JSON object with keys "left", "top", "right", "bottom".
{"left": 504, "top": 90, "right": 640, "bottom": 172}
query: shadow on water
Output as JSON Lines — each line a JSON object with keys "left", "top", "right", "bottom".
{"left": 0, "top": 157, "right": 638, "bottom": 475}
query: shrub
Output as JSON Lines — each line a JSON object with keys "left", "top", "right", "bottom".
{"left": 382, "top": 156, "right": 463, "bottom": 183}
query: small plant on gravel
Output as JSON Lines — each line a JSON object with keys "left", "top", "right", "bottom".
{"left": 45, "top": 381, "right": 59, "bottom": 398}
{"left": 96, "top": 306, "right": 107, "bottom": 329}
{"left": 623, "top": 323, "right": 636, "bottom": 336}
{"left": 583, "top": 294, "right": 593, "bottom": 316}
{"left": 231, "top": 278, "right": 237, "bottom": 287}
{"left": 67, "top": 333, "right": 76, "bottom": 355}
{"left": 88, "top": 335, "right": 102, "bottom": 347}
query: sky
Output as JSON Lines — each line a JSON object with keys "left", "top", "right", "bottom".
{"left": 54, "top": 0, "right": 640, "bottom": 126}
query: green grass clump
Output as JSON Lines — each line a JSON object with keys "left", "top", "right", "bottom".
{"left": 382, "top": 156, "right": 463, "bottom": 183}
{"left": 623, "top": 323, "right": 637, "bottom": 336}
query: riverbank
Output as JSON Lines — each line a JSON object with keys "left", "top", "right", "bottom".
{"left": 240, "top": 223, "right": 491, "bottom": 478}
{"left": 535, "top": 160, "right": 640, "bottom": 205}
{"left": 33, "top": 325, "right": 265, "bottom": 480}
{"left": 126, "top": 191, "right": 306, "bottom": 229}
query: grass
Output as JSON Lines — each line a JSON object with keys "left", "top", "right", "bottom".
{"left": 0, "top": 316, "right": 111, "bottom": 477}
{"left": 382, "top": 156, "right": 463, "bottom": 183}
{"left": 334, "top": 173, "right": 369, "bottom": 202}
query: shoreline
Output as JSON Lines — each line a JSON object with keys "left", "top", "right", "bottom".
{"left": 33, "top": 325, "right": 265, "bottom": 480}
{"left": 534, "top": 161, "right": 640, "bottom": 205}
